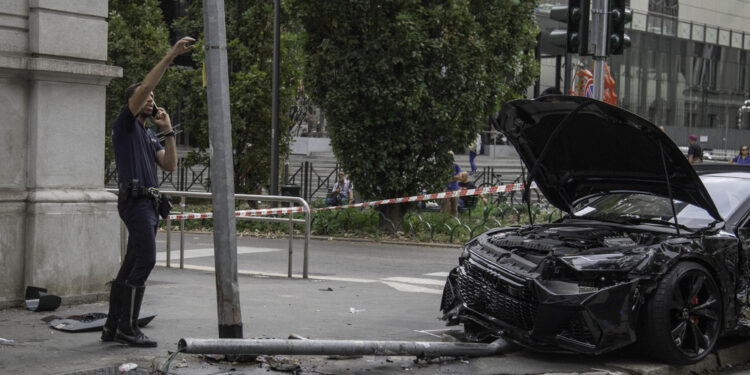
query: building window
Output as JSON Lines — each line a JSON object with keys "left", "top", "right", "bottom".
{"left": 648, "top": 0, "right": 678, "bottom": 35}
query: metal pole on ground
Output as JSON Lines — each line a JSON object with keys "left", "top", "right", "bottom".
{"left": 178, "top": 338, "right": 510, "bottom": 358}
{"left": 203, "top": 0, "right": 243, "bottom": 339}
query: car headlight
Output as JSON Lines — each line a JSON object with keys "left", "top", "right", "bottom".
{"left": 560, "top": 253, "right": 648, "bottom": 272}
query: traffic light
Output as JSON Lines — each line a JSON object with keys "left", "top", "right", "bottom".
{"left": 549, "top": 0, "right": 591, "bottom": 55}
{"left": 607, "top": 0, "right": 632, "bottom": 55}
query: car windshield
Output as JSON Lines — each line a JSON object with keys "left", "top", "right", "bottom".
{"left": 573, "top": 175, "right": 750, "bottom": 229}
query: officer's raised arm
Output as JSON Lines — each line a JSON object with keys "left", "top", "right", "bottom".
{"left": 128, "top": 36, "right": 195, "bottom": 116}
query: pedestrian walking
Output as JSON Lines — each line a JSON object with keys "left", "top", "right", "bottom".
{"left": 102, "top": 36, "right": 195, "bottom": 347}
{"left": 468, "top": 132, "right": 481, "bottom": 174}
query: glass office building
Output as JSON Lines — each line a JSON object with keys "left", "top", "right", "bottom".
{"left": 537, "top": 1, "right": 750, "bottom": 153}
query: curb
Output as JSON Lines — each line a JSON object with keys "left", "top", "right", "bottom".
{"left": 603, "top": 340, "right": 750, "bottom": 375}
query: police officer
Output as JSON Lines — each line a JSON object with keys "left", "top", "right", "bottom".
{"left": 101, "top": 37, "right": 195, "bottom": 347}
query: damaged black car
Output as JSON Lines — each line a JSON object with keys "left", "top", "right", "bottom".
{"left": 440, "top": 96, "right": 750, "bottom": 364}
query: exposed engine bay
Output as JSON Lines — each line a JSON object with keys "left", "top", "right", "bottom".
{"left": 467, "top": 224, "right": 677, "bottom": 287}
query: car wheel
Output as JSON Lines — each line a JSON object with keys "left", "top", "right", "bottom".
{"left": 640, "top": 261, "right": 722, "bottom": 364}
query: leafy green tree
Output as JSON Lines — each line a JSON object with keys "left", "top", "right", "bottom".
{"left": 106, "top": 0, "right": 173, "bottom": 168}
{"left": 290, "top": 0, "right": 538, "bottom": 225}
{"left": 172, "top": 1, "right": 304, "bottom": 194}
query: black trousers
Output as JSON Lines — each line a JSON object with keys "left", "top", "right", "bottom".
{"left": 115, "top": 197, "right": 158, "bottom": 286}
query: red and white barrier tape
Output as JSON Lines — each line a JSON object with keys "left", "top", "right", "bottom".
{"left": 166, "top": 181, "right": 537, "bottom": 220}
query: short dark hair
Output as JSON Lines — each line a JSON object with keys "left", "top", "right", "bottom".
{"left": 125, "top": 82, "right": 142, "bottom": 101}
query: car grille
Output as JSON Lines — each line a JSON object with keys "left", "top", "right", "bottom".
{"left": 457, "top": 261, "right": 537, "bottom": 331}
{"left": 441, "top": 279, "right": 456, "bottom": 311}
{"left": 560, "top": 312, "right": 596, "bottom": 345}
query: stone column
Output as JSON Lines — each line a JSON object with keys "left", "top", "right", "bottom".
{"left": 0, "top": 0, "right": 122, "bottom": 306}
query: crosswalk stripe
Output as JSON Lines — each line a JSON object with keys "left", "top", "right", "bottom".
{"left": 381, "top": 281, "right": 443, "bottom": 294}
{"left": 424, "top": 272, "right": 449, "bottom": 277}
{"left": 382, "top": 277, "right": 445, "bottom": 286}
{"left": 156, "top": 246, "right": 281, "bottom": 261}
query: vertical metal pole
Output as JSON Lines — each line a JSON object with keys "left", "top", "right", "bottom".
{"left": 203, "top": 0, "right": 243, "bottom": 339}
{"left": 166, "top": 218, "right": 172, "bottom": 268}
{"left": 303, "top": 161, "right": 309, "bottom": 201}
{"left": 533, "top": 34, "right": 540, "bottom": 98}
{"left": 555, "top": 55, "right": 562, "bottom": 92}
{"left": 270, "top": 0, "right": 280, "bottom": 198}
{"left": 288, "top": 212, "right": 293, "bottom": 278}
{"left": 180, "top": 196, "right": 185, "bottom": 269}
{"left": 592, "top": 0, "right": 608, "bottom": 101}
{"left": 303, "top": 203, "right": 310, "bottom": 279}
{"left": 564, "top": 54, "right": 572, "bottom": 95}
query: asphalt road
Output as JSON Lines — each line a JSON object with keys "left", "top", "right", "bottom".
{"left": 151, "top": 233, "right": 750, "bottom": 375}
{"left": 157, "top": 233, "right": 459, "bottom": 287}
{"left": 4, "top": 233, "right": 748, "bottom": 374}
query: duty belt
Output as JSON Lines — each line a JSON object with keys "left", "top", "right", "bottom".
{"left": 118, "top": 184, "right": 159, "bottom": 200}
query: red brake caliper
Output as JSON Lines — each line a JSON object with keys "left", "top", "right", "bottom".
{"left": 690, "top": 296, "right": 699, "bottom": 325}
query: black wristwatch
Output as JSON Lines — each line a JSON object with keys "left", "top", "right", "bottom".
{"left": 164, "top": 131, "right": 176, "bottom": 138}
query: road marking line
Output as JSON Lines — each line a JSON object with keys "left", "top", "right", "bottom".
{"left": 156, "top": 263, "right": 377, "bottom": 283}
{"left": 156, "top": 247, "right": 281, "bottom": 261}
{"left": 424, "top": 272, "right": 450, "bottom": 277}
{"left": 155, "top": 264, "right": 444, "bottom": 292}
{"left": 382, "top": 277, "right": 445, "bottom": 286}
{"left": 381, "top": 281, "right": 442, "bottom": 294}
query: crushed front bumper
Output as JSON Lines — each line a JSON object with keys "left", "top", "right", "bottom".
{"left": 440, "top": 259, "right": 641, "bottom": 355}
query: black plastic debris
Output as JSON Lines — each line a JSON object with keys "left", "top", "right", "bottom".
{"left": 43, "top": 311, "right": 156, "bottom": 332}
{"left": 25, "top": 286, "right": 61, "bottom": 312}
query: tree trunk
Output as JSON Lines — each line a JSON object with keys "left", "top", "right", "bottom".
{"left": 377, "top": 202, "right": 409, "bottom": 235}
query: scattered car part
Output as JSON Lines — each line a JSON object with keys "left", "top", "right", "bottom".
{"left": 25, "top": 286, "right": 61, "bottom": 312}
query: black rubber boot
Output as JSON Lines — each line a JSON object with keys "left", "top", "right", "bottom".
{"left": 101, "top": 280, "right": 124, "bottom": 342}
{"left": 115, "top": 284, "right": 157, "bottom": 347}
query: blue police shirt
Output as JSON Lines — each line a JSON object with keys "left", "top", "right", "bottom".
{"left": 112, "top": 105, "right": 164, "bottom": 188}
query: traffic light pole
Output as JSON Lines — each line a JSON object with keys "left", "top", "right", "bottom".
{"left": 591, "top": 0, "right": 608, "bottom": 101}
{"left": 203, "top": 0, "right": 243, "bottom": 339}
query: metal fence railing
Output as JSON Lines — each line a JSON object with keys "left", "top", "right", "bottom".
{"left": 106, "top": 189, "right": 312, "bottom": 279}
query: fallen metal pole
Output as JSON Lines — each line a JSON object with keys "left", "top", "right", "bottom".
{"left": 178, "top": 338, "right": 509, "bottom": 358}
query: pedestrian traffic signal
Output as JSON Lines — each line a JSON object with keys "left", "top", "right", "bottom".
{"left": 549, "top": 0, "right": 591, "bottom": 55}
{"left": 607, "top": 0, "right": 632, "bottom": 55}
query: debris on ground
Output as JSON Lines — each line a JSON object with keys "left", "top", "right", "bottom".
{"left": 258, "top": 355, "right": 301, "bottom": 372}
{"left": 327, "top": 355, "right": 363, "bottom": 360}
{"left": 201, "top": 353, "right": 225, "bottom": 362}
{"left": 319, "top": 287, "right": 333, "bottom": 292}
{"left": 118, "top": 362, "right": 138, "bottom": 372}
{"left": 349, "top": 307, "right": 365, "bottom": 313}
{"left": 24, "top": 286, "right": 61, "bottom": 312}
{"left": 0, "top": 338, "right": 15, "bottom": 345}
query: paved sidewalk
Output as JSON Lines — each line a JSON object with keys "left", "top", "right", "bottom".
{"left": 1, "top": 263, "right": 749, "bottom": 375}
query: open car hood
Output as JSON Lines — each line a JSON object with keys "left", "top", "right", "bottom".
{"left": 497, "top": 96, "right": 722, "bottom": 222}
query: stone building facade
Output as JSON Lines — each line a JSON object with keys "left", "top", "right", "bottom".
{"left": 0, "top": 0, "right": 121, "bottom": 306}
